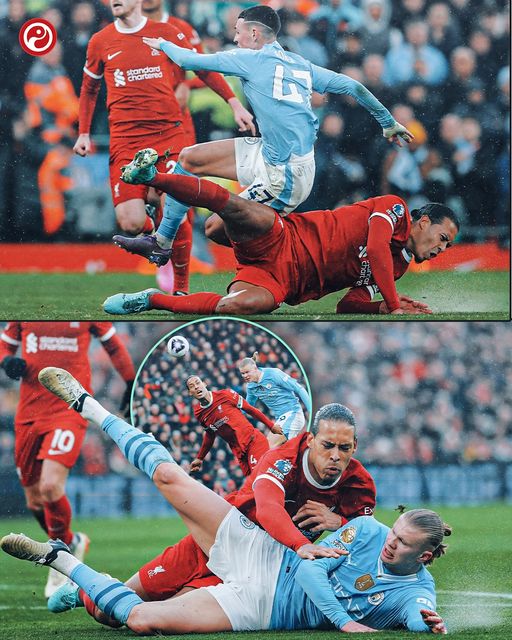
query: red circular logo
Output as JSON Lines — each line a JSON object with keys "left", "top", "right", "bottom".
{"left": 19, "top": 18, "right": 57, "bottom": 57}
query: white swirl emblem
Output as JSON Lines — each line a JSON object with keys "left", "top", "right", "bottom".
{"left": 19, "top": 19, "right": 57, "bottom": 57}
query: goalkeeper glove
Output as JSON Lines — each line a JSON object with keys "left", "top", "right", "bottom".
{"left": 1, "top": 356, "right": 27, "bottom": 380}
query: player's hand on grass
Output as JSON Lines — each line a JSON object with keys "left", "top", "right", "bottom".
{"left": 228, "top": 97, "right": 256, "bottom": 135}
{"left": 340, "top": 621, "right": 378, "bottom": 633}
{"left": 296, "top": 543, "right": 348, "bottom": 560}
{"left": 143, "top": 36, "right": 166, "bottom": 51}
{"left": 73, "top": 133, "right": 91, "bottom": 157}
{"left": 383, "top": 121, "right": 414, "bottom": 147}
{"left": 292, "top": 500, "right": 342, "bottom": 533}
{"left": 420, "top": 609, "right": 447, "bottom": 634}
{"left": 380, "top": 295, "right": 433, "bottom": 315}
{"left": 1, "top": 356, "right": 27, "bottom": 380}
{"left": 189, "top": 458, "right": 203, "bottom": 473}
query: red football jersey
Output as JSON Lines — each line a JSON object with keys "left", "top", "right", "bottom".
{"left": 194, "top": 389, "right": 258, "bottom": 461}
{"left": 166, "top": 15, "right": 203, "bottom": 86}
{"left": 284, "top": 195, "right": 412, "bottom": 305}
{"left": 84, "top": 18, "right": 195, "bottom": 138}
{"left": 229, "top": 433, "right": 376, "bottom": 539}
{"left": 0, "top": 322, "right": 116, "bottom": 426}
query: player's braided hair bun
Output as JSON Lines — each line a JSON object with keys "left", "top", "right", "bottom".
{"left": 401, "top": 508, "right": 452, "bottom": 565}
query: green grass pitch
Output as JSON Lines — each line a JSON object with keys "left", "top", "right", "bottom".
{"left": 0, "top": 504, "right": 510, "bottom": 639}
{"left": 0, "top": 271, "right": 509, "bottom": 320}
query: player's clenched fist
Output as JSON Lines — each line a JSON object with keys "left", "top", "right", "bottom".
{"left": 189, "top": 458, "right": 203, "bottom": 473}
{"left": 73, "top": 133, "right": 91, "bottom": 157}
{"left": 1, "top": 356, "right": 27, "bottom": 380}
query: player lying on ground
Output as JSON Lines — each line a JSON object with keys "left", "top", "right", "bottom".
{"left": 185, "top": 375, "right": 281, "bottom": 476}
{"left": 47, "top": 403, "right": 375, "bottom": 628}
{"left": 112, "top": 4, "right": 414, "bottom": 263}
{"left": 238, "top": 352, "right": 311, "bottom": 446}
{"left": 2, "top": 367, "right": 447, "bottom": 634}
{"left": 103, "top": 155, "right": 459, "bottom": 316}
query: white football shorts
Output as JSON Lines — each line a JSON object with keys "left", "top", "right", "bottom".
{"left": 276, "top": 408, "right": 306, "bottom": 439}
{"left": 205, "top": 506, "right": 285, "bottom": 631}
{"left": 234, "top": 137, "right": 315, "bottom": 215}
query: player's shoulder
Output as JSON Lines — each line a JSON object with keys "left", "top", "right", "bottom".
{"left": 260, "top": 433, "right": 305, "bottom": 468}
{"left": 343, "top": 458, "right": 375, "bottom": 487}
{"left": 372, "top": 195, "right": 410, "bottom": 218}
{"left": 89, "top": 22, "right": 117, "bottom": 45}
{"left": 167, "top": 16, "right": 200, "bottom": 43}
{"left": 341, "top": 515, "right": 386, "bottom": 542}
{"left": 148, "top": 19, "right": 188, "bottom": 42}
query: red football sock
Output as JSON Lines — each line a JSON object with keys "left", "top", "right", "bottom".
{"left": 44, "top": 495, "right": 73, "bottom": 545}
{"left": 82, "top": 590, "right": 96, "bottom": 617}
{"left": 141, "top": 215, "right": 155, "bottom": 234}
{"left": 172, "top": 214, "right": 193, "bottom": 293}
{"left": 150, "top": 173, "right": 230, "bottom": 212}
{"left": 151, "top": 291, "right": 222, "bottom": 314}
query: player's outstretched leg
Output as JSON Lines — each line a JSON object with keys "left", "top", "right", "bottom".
{"left": 38, "top": 368, "right": 231, "bottom": 556}
{"left": 1, "top": 533, "right": 143, "bottom": 626}
{"left": 103, "top": 284, "right": 277, "bottom": 317}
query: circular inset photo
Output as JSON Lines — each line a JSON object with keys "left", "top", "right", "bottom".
{"left": 132, "top": 318, "right": 311, "bottom": 492}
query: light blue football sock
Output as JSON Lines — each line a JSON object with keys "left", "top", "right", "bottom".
{"left": 70, "top": 565, "right": 142, "bottom": 625}
{"left": 157, "top": 162, "right": 197, "bottom": 246}
{"left": 100, "top": 414, "right": 174, "bottom": 479}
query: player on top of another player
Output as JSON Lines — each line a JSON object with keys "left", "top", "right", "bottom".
{"left": 112, "top": 4, "right": 414, "bottom": 264}
{"left": 0, "top": 323, "right": 135, "bottom": 597}
{"left": 47, "top": 402, "right": 376, "bottom": 628}
{"left": 103, "top": 167, "right": 460, "bottom": 316}
{"left": 187, "top": 375, "right": 282, "bottom": 476}
{"left": 74, "top": 0, "right": 253, "bottom": 294}
{"left": 238, "top": 352, "right": 311, "bottom": 445}
{"left": 3, "top": 368, "right": 448, "bottom": 634}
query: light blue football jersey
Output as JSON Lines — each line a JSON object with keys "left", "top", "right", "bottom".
{"left": 270, "top": 516, "right": 436, "bottom": 632}
{"left": 245, "top": 367, "right": 311, "bottom": 417}
{"left": 160, "top": 41, "right": 395, "bottom": 164}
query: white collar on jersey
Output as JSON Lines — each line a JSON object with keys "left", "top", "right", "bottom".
{"left": 302, "top": 449, "right": 343, "bottom": 490}
{"left": 401, "top": 248, "right": 412, "bottom": 263}
{"left": 114, "top": 16, "right": 148, "bottom": 34}
{"left": 377, "top": 557, "right": 420, "bottom": 581}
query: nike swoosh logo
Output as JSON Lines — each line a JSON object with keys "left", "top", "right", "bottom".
{"left": 107, "top": 51, "right": 122, "bottom": 60}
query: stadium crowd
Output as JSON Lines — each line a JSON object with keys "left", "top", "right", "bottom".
{"left": 1, "top": 322, "right": 511, "bottom": 491}
{"left": 131, "top": 319, "right": 308, "bottom": 492}
{"left": 0, "top": 0, "right": 509, "bottom": 242}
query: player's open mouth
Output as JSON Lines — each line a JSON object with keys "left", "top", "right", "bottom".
{"left": 429, "top": 251, "right": 438, "bottom": 259}
{"left": 382, "top": 546, "right": 393, "bottom": 560}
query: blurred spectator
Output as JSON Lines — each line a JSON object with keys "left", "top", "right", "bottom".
{"left": 310, "top": 0, "right": 364, "bottom": 50}
{"left": 443, "top": 46, "right": 482, "bottom": 111}
{"left": 280, "top": 10, "right": 328, "bottom": 66}
{"left": 380, "top": 119, "right": 442, "bottom": 208}
{"left": 426, "top": 2, "right": 462, "bottom": 57}
{"left": 23, "top": 41, "right": 78, "bottom": 235}
{"left": 359, "top": 0, "right": 400, "bottom": 56}
{"left": 384, "top": 19, "right": 449, "bottom": 86}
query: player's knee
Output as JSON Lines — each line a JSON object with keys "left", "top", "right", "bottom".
{"left": 217, "top": 291, "right": 275, "bottom": 315}
{"left": 178, "top": 146, "right": 203, "bottom": 174}
{"left": 38, "top": 479, "right": 64, "bottom": 502}
{"left": 152, "top": 461, "right": 184, "bottom": 489}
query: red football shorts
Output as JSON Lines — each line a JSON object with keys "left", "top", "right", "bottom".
{"left": 238, "top": 430, "right": 269, "bottom": 476}
{"left": 15, "top": 418, "right": 87, "bottom": 486}
{"left": 109, "top": 125, "right": 188, "bottom": 205}
{"left": 229, "top": 213, "right": 296, "bottom": 307}
{"left": 139, "top": 534, "right": 221, "bottom": 600}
